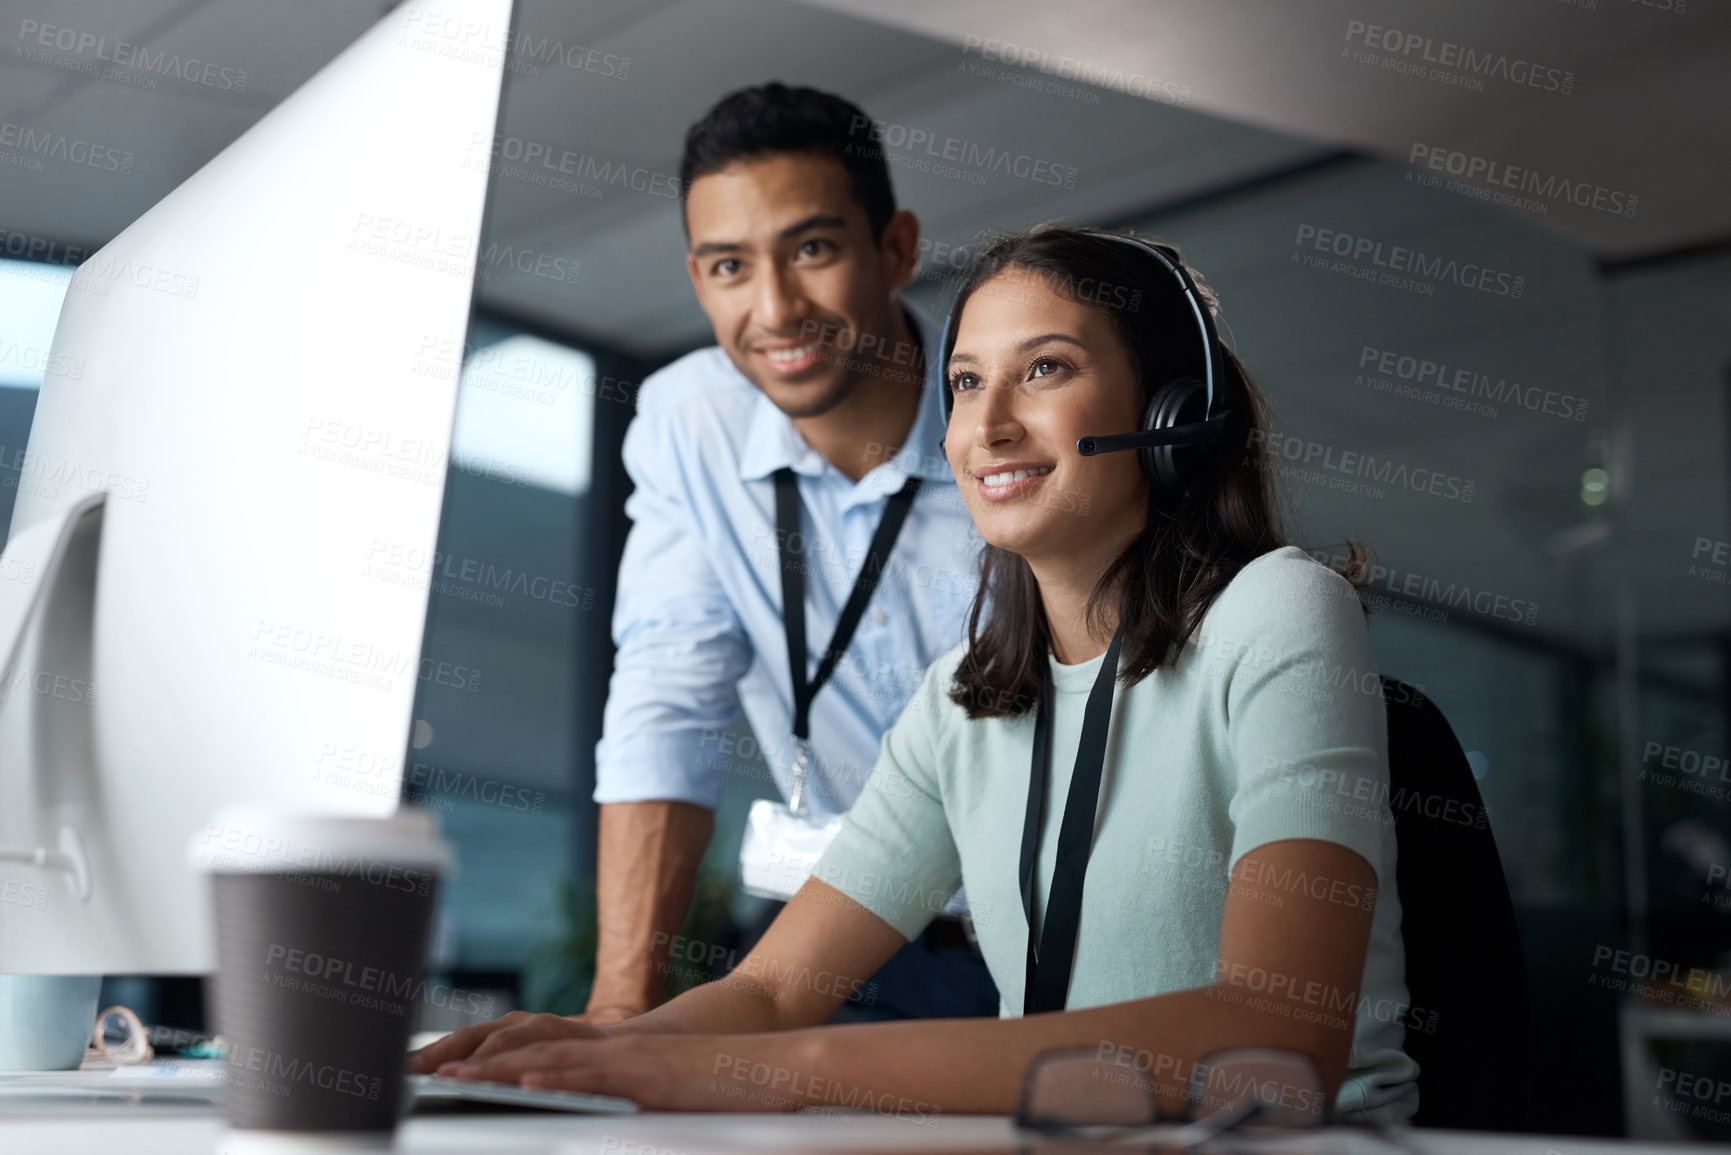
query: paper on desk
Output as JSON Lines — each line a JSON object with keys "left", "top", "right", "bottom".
{"left": 107, "top": 1061, "right": 225, "bottom": 1082}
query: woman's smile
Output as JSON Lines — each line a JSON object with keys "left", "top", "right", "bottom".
{"left": 974, "top": 461, "right": 1055, "bottom": 501}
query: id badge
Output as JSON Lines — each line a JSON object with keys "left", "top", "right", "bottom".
{"left": 737, "top": 798, "right": 972, "bottom": 915}
{"left": 737, "top": 738, "right": 970, "bottom": 915}
{"left": 738, "top": 798, "right": 841, "bottom": 902}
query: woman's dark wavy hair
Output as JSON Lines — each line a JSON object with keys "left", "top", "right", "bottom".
{"left": 945, "top": 224, "right": 1370, "bottom": 720}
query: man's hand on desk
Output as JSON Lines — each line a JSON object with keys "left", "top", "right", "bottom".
{"left": 406, "top": 1010, "right": 611, "bottom": 1075}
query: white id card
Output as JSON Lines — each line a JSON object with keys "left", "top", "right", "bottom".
{"left": 738, "top": 797, "right": 841, "bottom": 902}
{"left": 737, "top": 798, "right": 970, "bottom": 916}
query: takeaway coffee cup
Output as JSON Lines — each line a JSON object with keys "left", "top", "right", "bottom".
{"left": 191, "top": 806, "right": 453, "bottom": 1141}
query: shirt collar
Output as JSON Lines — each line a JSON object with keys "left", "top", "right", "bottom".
{"left": 737, "top": 304, "right": 956, "bottom": 489}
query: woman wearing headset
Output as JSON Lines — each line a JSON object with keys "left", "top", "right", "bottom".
{"left": 412, "top": 225, "right": 1421, "bottom": 1124}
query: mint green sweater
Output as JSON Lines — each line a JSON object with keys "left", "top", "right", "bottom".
{"left": 813, "top": 546, "right": 1420, "bottom": 1121}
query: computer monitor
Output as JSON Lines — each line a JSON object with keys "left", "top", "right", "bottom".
{"left": 0, "top": 0, "right": 512, "bottom": 975}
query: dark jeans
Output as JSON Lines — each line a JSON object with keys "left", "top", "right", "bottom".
{"left": 733, "top": 901, "right": 1000, "bottom": 1022}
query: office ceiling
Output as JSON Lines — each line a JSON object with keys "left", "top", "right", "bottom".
{"left": 3, "top": 0, "right": 1725, "bottom": 353}
{"left": 0, "top": 0, "right": 1726, "bottom": 651}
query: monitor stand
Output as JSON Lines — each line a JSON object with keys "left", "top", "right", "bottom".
{"left": 0, "top": 495, "right": 105, "bottom": 1070}
{"left": 0, "top": 491, "right": 103, "bottom": 900}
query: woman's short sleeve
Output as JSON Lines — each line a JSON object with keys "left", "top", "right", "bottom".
{"left": 810, "top": 654, "right": 963, "bottom": 940}
{"left": 1204, "top": 552, "right": 1392, "bottom": 884}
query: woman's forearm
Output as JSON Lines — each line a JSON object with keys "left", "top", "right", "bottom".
{"left": 733, "top": 982, "right": 1351, "bottom": 1117}
{"left": 605, "top": 880, "right": 909, "bottom": 1040}
{"left": 602, "top": 971, "right": 818, "bottom": 1038}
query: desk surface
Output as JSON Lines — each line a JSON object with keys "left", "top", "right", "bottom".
{"left": 0, "top": 1067, "right": 1705, "bottom": 1154}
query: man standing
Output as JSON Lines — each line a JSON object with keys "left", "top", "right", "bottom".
{"left": 586, "top": 84, "right": 996, "bottom": 1022}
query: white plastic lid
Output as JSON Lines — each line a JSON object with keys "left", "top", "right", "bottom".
{"left": 187, "top": 805, "right": 455, "bottom": 876}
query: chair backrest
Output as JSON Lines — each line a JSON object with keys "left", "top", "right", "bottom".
{"left": 1381, "top": 677, "right": 1531, "bottom": 1131}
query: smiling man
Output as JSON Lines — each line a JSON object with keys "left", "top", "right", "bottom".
{"left": 584, "top": 83, "right": 996, "bottom": 1024}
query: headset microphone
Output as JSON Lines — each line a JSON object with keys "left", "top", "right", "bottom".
{"left": 1076, "top": 417, "right": 1229, "bottom": 458}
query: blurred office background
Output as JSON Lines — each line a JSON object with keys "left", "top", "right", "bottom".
{"left": 1, "top": 0, "right": 1728, "bottom": 1137}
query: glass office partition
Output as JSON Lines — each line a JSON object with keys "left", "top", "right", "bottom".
{"left": 407, "top": 321, "right": 596, "bottom": 985}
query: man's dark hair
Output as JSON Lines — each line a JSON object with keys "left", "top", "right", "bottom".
{"left": 679, "top": 82, "right": 897, "bottom": 242}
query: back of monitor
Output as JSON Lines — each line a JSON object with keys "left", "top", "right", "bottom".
{"left": 0, "top": 0, "right": 512, "bottom": 974}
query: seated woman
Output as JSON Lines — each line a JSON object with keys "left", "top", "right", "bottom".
{"left": 411, "top": 224, "right": 1420, "bottom": 1123}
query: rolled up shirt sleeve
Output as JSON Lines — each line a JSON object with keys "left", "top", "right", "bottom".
{"left": 593, "top": 392, "right": 753, "bottom": 812}
{"left": 1217, "top": 555, "right": 1391, "bottom": 885}
{"left": 811, "top": 660, "right": 960, "bottom": 940}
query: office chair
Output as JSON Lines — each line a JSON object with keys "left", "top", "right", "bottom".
{"left": 1382, "top": 677, "right": 1532, "bottom": 1131}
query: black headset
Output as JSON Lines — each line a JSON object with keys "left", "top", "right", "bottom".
{"left": 938, "top": 232, "right": 1232, "bottom": 495}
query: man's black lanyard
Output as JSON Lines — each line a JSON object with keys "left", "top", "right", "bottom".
{"left": 1019, "top": 622, "right": 1126, "bottom": 1015}
{"left": 773, "top": 466, "right": 922, "bottom": 762}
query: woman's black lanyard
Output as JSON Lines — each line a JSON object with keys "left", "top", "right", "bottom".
{"left": 1019, "top": 622, "right": 1126, "bottom": 1015}
{"left": 773, "top": 467, "right": 922, "bottom": 815}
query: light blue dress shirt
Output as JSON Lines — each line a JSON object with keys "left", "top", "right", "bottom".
{"left": 594, "top": 307, "right": 983, "bottom": 819}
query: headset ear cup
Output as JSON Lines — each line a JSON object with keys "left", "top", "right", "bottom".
{"left": 1139, "top": 378, "right": 1211, "bottom": 492}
